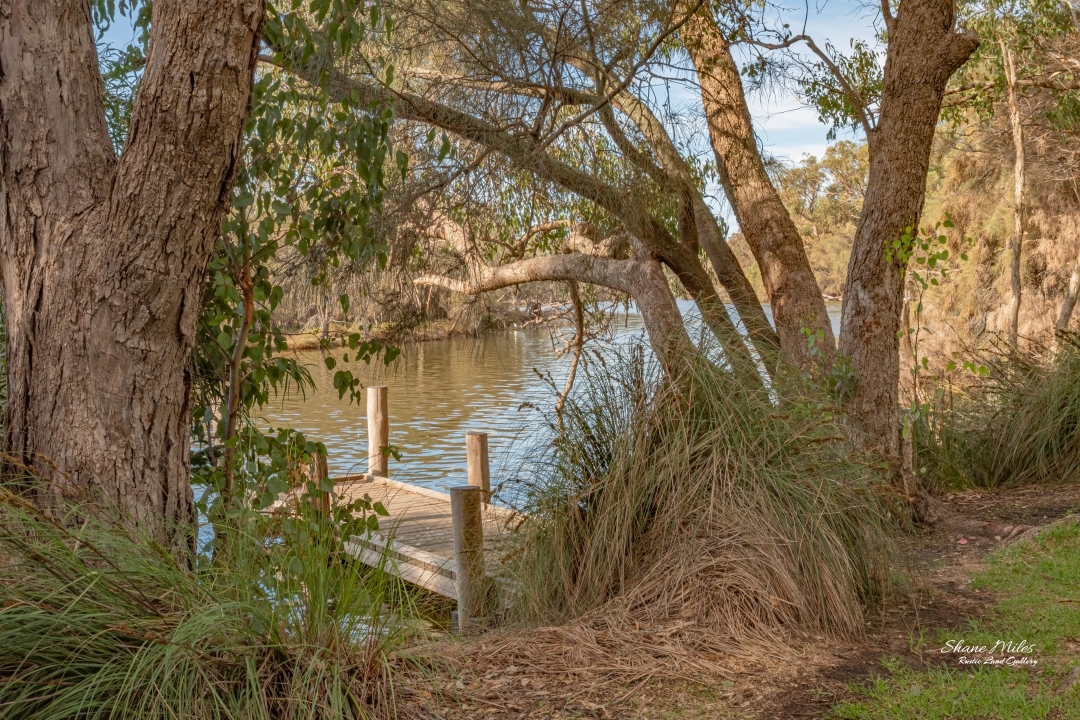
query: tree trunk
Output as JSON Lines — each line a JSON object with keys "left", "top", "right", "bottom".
{"left": 1056, "top": 249, "right": 1080, "bottom": 333}
{"left": 0, "top": 0, "right": 264, "bottom": 549}
{"left": 689, "top": 194, "right": 781, "bottom": 371}
{"left": 320, "top": 290, "right": 331, "bottom": 339}
{"left": 598, "top": 86, "right": 782, "bottom": 368}
{"left": 1002, "top": 41, "right": 1025, "bottom": 349}
{"left": 280, "top": 51, "right": 764, "bottom": 388}
{"left": 682, "top": 11, "right": 834, "bottom": 367}
{"left": 838, "top": 0, "right": 977, "bottom": 458}
{"left": 415, "top": 253, "right": 700, "bottom": 377}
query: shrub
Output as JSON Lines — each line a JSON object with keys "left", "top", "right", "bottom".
{"left": 917, "top": 337, "right": 1080, "bottom": 490}
{"left": 503, "top": 343, "right": 901, "bottom": 643}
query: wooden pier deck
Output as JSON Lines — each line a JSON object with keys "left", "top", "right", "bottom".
{"left": 332, "top": 387, "right": 518, "bottom": 622}
{"left": 338, "top": 473, "right": 517, "bottom": 600}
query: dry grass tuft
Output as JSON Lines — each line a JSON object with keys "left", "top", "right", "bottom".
{"left": 494, "top": 344, "right": 902, "bottom": 669}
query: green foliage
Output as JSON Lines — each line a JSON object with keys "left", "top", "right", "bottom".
{"left": 886, "top": 215, "right": 964, "bottom": 286}
{"left": 0, "top": 477, "right": 415, "bottom": 719}
{"left": 797, "top": 39, "right": 883, "bottom": 139}
{"left": 91, "top": 1, "right": 151, "bottom": 150}
{"left": 834, "top": 521, "right": 1080, "bottom": 719}
{"left": 948, "top": 0, "right": 1080, "bottom": 129}
{"left": 192, "top": 424, "right": 392, "bottom": 547}
{"left": 803, "top": 326, "right": 858, "bottom": 402}
{"left": 887, "top": 215, "right": 977, "bottom": 439}
{"left": 916, "top": 338, "right": 1080, "bottom": 489}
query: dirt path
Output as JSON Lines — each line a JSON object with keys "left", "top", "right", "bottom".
{"left": 399, "top": 483, "right": 1080, "bottom": 719}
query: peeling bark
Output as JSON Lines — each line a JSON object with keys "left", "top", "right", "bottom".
{"left": 0, "top": 0, "right": 265, "bottom": 548}
{"left": 837, "top": 0, "right": 978, "bottom": 458}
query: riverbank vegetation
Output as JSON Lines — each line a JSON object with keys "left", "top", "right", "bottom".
{"left": 509, "top": 346, "right": 898, "bottom": 639}
{"left": 1, "top": 0, "right": 1079, "bottom": 717}
{"left": 0, "top": 473, "right": 415, "bottom": 719}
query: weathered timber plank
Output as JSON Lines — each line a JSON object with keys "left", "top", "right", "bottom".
{"left": 344, "top": 534, "right": 458, "bottom": 599}
{"left": 333, "top": 474, "right": 519, "bottom": 601}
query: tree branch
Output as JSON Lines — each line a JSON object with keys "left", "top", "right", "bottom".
{"left": 749, "top": 33, "right": 875, "bottom": 136}
{"left": 265, "top": 34, "right": 761, "bottom": 383}
{"left": 554, "top": 281, "right": 585, "bottom": 430}
{"left": 946, "top": 76, "right": 1080, "bottom": 95}
{"left": 881, "top": 0, "right": 896, "bottom": 34}
{"left": 1062, "top": 0, "right": 1080, "bottom": 34}
{"left": 416, "top": 254, "right": 698, "bottom": 375}
{"left": 530, "top": 0, "right": 708, "bottom": 154}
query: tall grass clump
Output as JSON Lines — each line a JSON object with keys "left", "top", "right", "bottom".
{"left": 0, "top": 479, "right": 418, "bottom": 719}
{"left": 917, "top": 336, "right": 1080, "bottom": 490}
{"left": 505, "top": 344, "right": 901, "bottom": 644}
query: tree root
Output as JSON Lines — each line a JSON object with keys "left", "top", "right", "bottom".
{"left": 913, "top": 492, "right": 1030, "bottom": 541}
{"left": 1057, "top": 663, "right": 1080, "bottom": 696}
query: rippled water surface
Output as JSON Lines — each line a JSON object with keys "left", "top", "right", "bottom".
{"left": 258, "top": 301, "right": 842, "bottom": 494}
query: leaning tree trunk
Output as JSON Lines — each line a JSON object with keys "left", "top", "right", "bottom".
{"left": 415, "top": 253, "right": 700, "bottom": 377}
{"left": 0, "top": 0, "right": 264, "bottom": 550}
{"left": 1002, "top": 41, "right": 1026, "bottom": 349}
{"left": 279, "top": 51, "right": 767, "bottom": 389}
{"left": 597, "top": 87, "right": 782, "bottom": 368}
{"left": 682, "top": 11, "right": 834, "bottom": 367}
{"left": 838, "top": 0, "right": 978, "bottom": 459}
{"left": 1056, "top": 249, "right": 1080, "bottom": 334}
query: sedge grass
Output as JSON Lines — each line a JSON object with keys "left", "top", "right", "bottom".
{"left": 503, "top": 343, "right": 903, "bottom": 647}
{"left": 0, "top": 481, "right": 422, "bottom": 719}
{"left": 917, "top": 336, "right": 1080, "bottom": 490}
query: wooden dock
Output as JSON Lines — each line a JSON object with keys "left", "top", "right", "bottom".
{"left": 338, "top": 473, "right": 516, "bottom": 600}
{"left": 334, "top": 387, "right": 519, "bottom": 626}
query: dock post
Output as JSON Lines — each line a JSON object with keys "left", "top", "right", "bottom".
{"left": 450, "top": 485, "right": 485, "bottom": 631}
{"left": 367, "top": 386, "right": 389, "bottom": 476}
{"left": 466, "top": 432, "right": 490, "bottom": 503}
{"left": 309, "top": 448, "right": 331, "bottom": 515}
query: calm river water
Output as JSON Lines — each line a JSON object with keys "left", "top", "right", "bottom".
{"left": 258, "top": 301, "right": 842, "bottom": 494}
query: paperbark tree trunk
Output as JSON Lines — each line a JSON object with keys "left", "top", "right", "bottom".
{"left": 838, "top": 0, "right": 978, "bottom": 458}
{"left": 1002, "top": 42, "right": 1025, "bottom": 349}
{"left": 0, "top": 0, "right": 264, "bottom": 549}
{"left": 598, "top": 88, "right": 781, "bottom": 368}
{"left": 682, "top": 11, "right": 834, "bottom": 367}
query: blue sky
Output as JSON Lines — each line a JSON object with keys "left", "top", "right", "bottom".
{"left": 734, "top": 1, "right": 881, "bottom": 162}
{"left": 96, "top": 1, "right": 880, "bottom": 227}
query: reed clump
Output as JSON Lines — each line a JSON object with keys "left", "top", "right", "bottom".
{"left": 0, "top": 482, "right": 418, "bottom": 720}
{"left": 503, "top": 345, "right": 902, "bottom": 653}
{"left": 917, "top": 336, "right": 1080, "bottom": 490}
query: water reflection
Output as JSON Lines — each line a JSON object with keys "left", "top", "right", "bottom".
{"left": 258, "top": 301, "right": 842, "bottom": 493}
